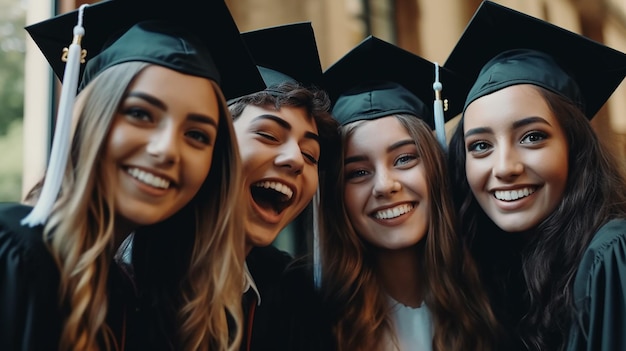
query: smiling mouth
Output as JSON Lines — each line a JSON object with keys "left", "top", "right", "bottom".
{"left": 127, "top": 167, "right": 171, "bottom": 189}
{"left": 493, "top": 187, "right": 536, "bottom": 201}
{"left": 251, "top": 181, "right": 294, "bottom": 214}
{"left": 372, "top": 203, "right": 414, "bottom": 220}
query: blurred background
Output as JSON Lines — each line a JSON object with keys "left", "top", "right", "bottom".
{"left": 2, "top": 0, "right": 626, "bottom": 253}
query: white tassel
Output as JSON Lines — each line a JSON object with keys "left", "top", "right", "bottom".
{"left": 312, "top": 187, "right": 321, "bottom": 290}
{"left": 433, "top": 62, "right": 447, "bottom": 151}
{"left": 22, "top": 4, "right": 89, "bottom": 227}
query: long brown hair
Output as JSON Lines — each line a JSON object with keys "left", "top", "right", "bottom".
{"left": 320, "top": 114, "right": 499, "bottom": 350}
{"left": 43, "top": 62, "right": 244, "bottom": 351}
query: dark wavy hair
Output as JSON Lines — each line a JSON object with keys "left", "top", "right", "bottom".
{"left": 448, "top": 85, "right": 626, "bottom": 351}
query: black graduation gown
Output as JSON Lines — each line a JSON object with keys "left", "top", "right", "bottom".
{"left": 566, "top": 219, "right": 626, "bottom": 351}
{"left": 0, "top": 203, "right": 62, "bottom": 351}
{"left": 0, "top": 203, "right": 179, "bottom": 350}
{"left": 242, "top": 245, "right": 332, "bottom": 351}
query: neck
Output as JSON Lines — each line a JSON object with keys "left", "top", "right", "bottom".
{"left": 375, "top": 246, "right": 422, "bottom": 307}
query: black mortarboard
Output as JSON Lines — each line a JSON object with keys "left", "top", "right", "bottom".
{"left": 241, "top": 22, "right": 323, "bottom": 88}
{"left": 25, "top": 0, "right": 265, "bottom": 100}
{"left": 21, "top": 0, "right": 265, "bottom": 226}
{"left": 444, "top": 0, "right": 626, "bottom": 119}
{"left": 323, "top": 36, "right": 464, "bottom": 129}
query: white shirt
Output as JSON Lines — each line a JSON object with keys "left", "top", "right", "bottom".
{"left": 243, "top": 262, "right": 262, "bottom": 305}
{"left": 384, "top": 296, "right": 433, "bottom": 351}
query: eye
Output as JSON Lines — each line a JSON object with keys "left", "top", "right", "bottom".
{"left": 123, "top": 107, "right": 152, "bottom": 123}
{"left": 467, "top": 140, "right": 491, "bottom": 154}
{"left": 345, "top": 168, "right": 369, "bottom": 181}
{"left": 186, "top": 130, "right": 212, "bottom": 145}
{"left": 395, "top": 153, "right": 418, "bottom": 167}
{"left": 255, "top": 131, "right": 279, "bottom": 142}
{"left": 302, "top": 152, "right": 319, "bottom": 165}
{"left": 520, "top": 131, "right": 548, "bottom": 144}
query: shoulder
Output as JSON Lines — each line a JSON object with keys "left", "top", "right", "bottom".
{"left": 574, "top": 219, "right": 626, "bottom": 295}
{"left": 0, "top": 204, "right": 63, "bottom": 350}
{"left": 0, "top": 203, "right": 54, "bottom": 270}
{"left": 583, "top": 219, "right": 626, "bottom": 264}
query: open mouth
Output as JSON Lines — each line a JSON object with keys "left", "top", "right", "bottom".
{"left": 251, "top": 181, "right": 294, "bottom": 214}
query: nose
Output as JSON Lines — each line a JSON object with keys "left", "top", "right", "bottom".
{"left": 146, "top": 124, "right": 180, "bottom": 165}
{"left": 275, "top": 140, "right": 305, "bottom": 175}
{"left": 492, "top": 145, "right": 523, "bottom": 180}
{"left": 372, "top": 168, "right": 401, "bottom": 197}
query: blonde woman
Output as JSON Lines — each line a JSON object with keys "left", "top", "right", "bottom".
{"left": 0, "top": 1, "right": 264, "bottom": 350}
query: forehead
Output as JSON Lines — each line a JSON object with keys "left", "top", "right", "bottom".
{"left": 463, "top": 84, "right": 557, "bottom": 131}
{"left": 345, "top": 116, "right": 410, "bottom": 153}
{"left": 127, "top": 65, "right": 219, "bottom": 110}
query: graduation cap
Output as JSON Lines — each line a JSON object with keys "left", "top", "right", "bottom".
{"left": 241, "top": 21, "right": 323, "bottom": 88}
{"left": 21, "top": 0, "right": 265, "bottom": 226}
{"left": 444, "top": 0, "right": 626, "bottom": 119}
{"left": 25, "top": 0, "right": 265, "bottom": 99}
{"left": 323, "top": 36, "right": 464, "bottom": 137}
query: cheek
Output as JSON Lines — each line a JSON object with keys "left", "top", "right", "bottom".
{"left": 185, "top": 151, "right": 214, "bottom": 192}
{"left": 238, "top": 139, "right": 268, "bottom": 172}
{"left": 343, "top": 185, "right": 364, "bottom": 224}
{"left": 465, "top": 158, "right": 485, "bottom": 193}
{"left": 303, "top": 167, "right": 319, "bottom": 194}
{"left": 544, "top": 148, "right": 569, "bottom": 196}
{"left": 105, "top": 122, "right": 132, "bottom": 161}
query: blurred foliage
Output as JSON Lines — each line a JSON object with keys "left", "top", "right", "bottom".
{"left": 0, "top": 0, "right": 25, "bottom": 201}
{"left": 0, "top": 0, "right": 25, "bottom": 136}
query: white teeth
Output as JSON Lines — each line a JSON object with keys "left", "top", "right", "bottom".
{"left": 494, "top": 187, "right": 535, "bottom": 201}
{"left": 127, "top": 168, "right": 170, "bottom": 189}
{"left": 373, "top": 203, "right": 414, "bottom": 219}
{"left": 253, "top": 181, "right": 294, "bottom": 199}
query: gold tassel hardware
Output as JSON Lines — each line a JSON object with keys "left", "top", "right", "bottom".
{"left": 62, "top": 46, "right": 87, "bottom": 63}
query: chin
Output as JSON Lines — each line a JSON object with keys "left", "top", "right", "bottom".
{"left": 493, "top": 219, "right": 536, "bottom": 233}
{"left": 246, "top": 223, "right": 281, "bottom": 248}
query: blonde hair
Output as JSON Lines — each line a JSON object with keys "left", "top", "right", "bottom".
{"left": 43, "top": 62, "right": 244, "bottom": 351}
{"left": 319, "top": 114, "right": 499, "bottom": 351}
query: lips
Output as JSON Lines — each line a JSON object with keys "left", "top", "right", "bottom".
{"left": 493, "top": 187, "right": 536, "bottom": 201}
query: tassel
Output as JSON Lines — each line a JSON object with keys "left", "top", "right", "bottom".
{"left": 433, "top": 62, "right": 447, "bottom": 151}
{"left": 312, "top": 187, "right": 321, "bottom": 290}
{"left": 22, "top": 4, "right": 89, "bottom": 227}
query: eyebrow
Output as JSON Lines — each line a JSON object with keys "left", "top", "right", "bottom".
{"left": 253, "top": 114, "right": 320, "bottom": 143}
{"left": 344, "top": 139, "right": 415, "bottom": 165}
{"left": 126, "top": 92, "right": 217, "bottom": 128}
{"left": 127, "top": 92, "right": 166, "bottom": 109}
{"left": 188, "top": 114, "right": 218, "bottom": 128}
{"left": 388, "top": 139, "right": 415, "bottom": 152}
{"left": 464, "top": 116, "right": 552, "bottom": 138}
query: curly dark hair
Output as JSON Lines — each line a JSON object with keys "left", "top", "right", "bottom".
{"left": 228, "top": 81, "right": 338, "bottom": 172}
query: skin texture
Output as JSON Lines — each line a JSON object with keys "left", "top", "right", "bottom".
{"left": 343, "top": 116, "right": 429, "bottom": 251}
{"left": 104, "top": 65, "right": 219, "bottom": 236}
{"left": 233, "top": 104, "right": 320, "bottom": 252}
{"left": 463, "top": 84, "right": 569, "bottom": 233}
